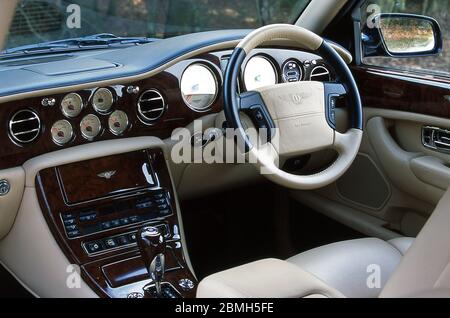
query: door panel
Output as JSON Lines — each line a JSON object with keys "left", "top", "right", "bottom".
{"left": 291, "top": 68, "right": 450, "bottom": 238}
{"left": 366, "top": 115, "right": 446, "bottom": 204}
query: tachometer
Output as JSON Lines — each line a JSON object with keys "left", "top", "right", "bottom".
{"left": 108, "top": 110, "right": 129, "bottom": 136}
{"left": 180, "top": 64, "right": 218, "bottom": 112}
{"left": 92, "top": 88, "right": 114, "bottom": 114}
{"left": 243, "top": 56, "right": 277, "bottom": 91}
{"left": 51, "top": 120, "right": 73, "bottom": 146}
{"left": 80, "top": 114, "right": 102, "bottom": 140}
{"left": 61, "top": 93, "right": 84, "bottom": 118}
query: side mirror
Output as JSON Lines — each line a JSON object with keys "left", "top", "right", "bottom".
{"left": 362, "top": 13, "right": 443, "bottom": 58}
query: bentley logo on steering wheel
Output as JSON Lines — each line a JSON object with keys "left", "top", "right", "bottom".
{"left": 277, "top": 93, "right": 306, "bottom": 105}
{"left": 291, "top": 94, "right": 304, "bottom": 104}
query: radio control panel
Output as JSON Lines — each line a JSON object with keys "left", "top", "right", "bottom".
{"left": 61, "top": 189, "right": 173, "bottom": 239}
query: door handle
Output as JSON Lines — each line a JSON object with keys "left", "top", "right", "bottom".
{"left": 422, "top": 126, "right": 450, "bottom": 154}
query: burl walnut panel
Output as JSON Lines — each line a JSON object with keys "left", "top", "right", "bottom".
{"left": 57, "top": 151, "right": 150, "bottom": 204}
{"left": 352, "top": 66, "right": 450, "bottom": 118}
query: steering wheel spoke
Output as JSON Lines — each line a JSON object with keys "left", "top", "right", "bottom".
{"left": 238, "top": 91, "right": 276, "bottom": 142}
{"left": 324, "top": 82, "right": 347, "bottom": 130}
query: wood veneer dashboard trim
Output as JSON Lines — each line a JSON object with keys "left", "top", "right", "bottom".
{"left": 352, "top": 65, "right": 450, "bottom": 119}
{"left": 0, "top": 53, "right": 224, "bottom": 171}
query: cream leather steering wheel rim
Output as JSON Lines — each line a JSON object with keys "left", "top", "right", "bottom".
{"left": 223, "top": 24, "right": 363, "bottom": 190}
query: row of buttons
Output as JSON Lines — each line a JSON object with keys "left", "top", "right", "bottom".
{"left": 85, "top": 232, "right": 138, "bottom": 254}
{"left": 135, "top": 193, "right": 170, "bottom": 215}
{"left": 62, "top": 210, "right": 98, "bottom": 238}
{"left": 101, "top": 215, "right": 138, "bottom": 230}
{"left": 327, "top": 95, "right": 338, "bottom": 129}
{"left": 84, "top": 224, "right": 170, "bottom": 255}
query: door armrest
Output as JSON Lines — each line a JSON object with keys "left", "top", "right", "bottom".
{"left": 410, "top": 156, "right": 450, "bottom": 191}
{"left": 196, "top": 258, "right": 344, "bottom": 298}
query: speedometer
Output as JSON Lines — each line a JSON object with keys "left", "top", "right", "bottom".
{"left": 80, "top": 114, "right": 102, "bottom": 140}
{"left": 243, "top": 56, "right": 277, "bottom": 91}
{"left": 181, "top": 64, "right": 218, "bottom": 112}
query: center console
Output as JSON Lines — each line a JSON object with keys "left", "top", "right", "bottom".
{"left": 35, "top": 147, "right": 197, "bottom": 298}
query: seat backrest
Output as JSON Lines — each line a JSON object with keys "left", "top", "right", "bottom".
{"left": 381, "top": 188, "right": 450, "bottom": 298}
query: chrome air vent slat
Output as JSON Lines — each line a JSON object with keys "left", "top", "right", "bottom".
{"left": 140, "top": 97, "right": 163, "bottom": 103}
{"left": 9, "top": 109, "right": 41, "bottom": 144}
{"left": 13, "top": 128, "right": 40, "bottom": 136}
{"left": 309, "top": 65, "right": 331, "bottom": 82}
{"left": 141, "top": 108, "right": 165, "bottom": 114}
{"left": 137, "top": 89, "right": 166, "bottom": 123}
{"left": 10, "top": 117, "right": 39, "bottom": 124}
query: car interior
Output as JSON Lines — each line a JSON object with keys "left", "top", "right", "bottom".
{"left": 0, "top": 0, "right": 449, "bottom": 299}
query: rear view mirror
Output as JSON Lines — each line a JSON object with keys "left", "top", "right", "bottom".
{"left": 362, "top": 13, "right": 443, "bottom": 58}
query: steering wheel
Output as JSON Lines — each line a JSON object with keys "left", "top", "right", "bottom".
{"left": 223, "top": 24, "right": 363, "bottom": 190}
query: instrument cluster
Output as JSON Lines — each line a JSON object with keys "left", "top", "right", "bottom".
{"left": 51, "top": 88, "right": 129, "bottom": 146}
{"left": 241, "top": 50, "right": 334, "bottom": 92}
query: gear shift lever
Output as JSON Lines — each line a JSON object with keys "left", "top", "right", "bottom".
{"left": 137, "top": 226, "right": 166, "bottom": 297}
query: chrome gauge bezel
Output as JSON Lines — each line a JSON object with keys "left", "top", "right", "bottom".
{"left": 108, "top": 110, "right": 129, "bottom": 136}
{"left": 61, "top": 93, "right": 84, "bottom": 118}
{"left": 243, "top": 55, "right": 278, "bottom": 91}
{"left": 180, "top": 63, "right": 219, "bottom": 112}
{"left": 309, "top": 65, "right": 332, "bottom": 82}
{"left": 282, "top": 59, "right": 304, "bottom": 83}
{"left": 80, "top": 114, "right": 102, "bottom": 141}
{"left": 51, "top": 119, "right": 74, "bottom": 146}
{"left": 92, "top": 88, "right": 115, "bottom": 114}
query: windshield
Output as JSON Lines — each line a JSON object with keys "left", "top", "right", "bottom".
{"left": 4, "top": 0, "right": 311, "bottom": 51}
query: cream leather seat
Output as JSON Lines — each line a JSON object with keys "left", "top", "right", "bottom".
{"left": 197, "top": 189, "right": 450, "bottom": 298}
{"left": 287, "top": 237, "right": 414, "bottom": 298}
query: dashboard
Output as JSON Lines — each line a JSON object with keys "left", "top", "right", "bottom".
{"left": 0, "top": 48, "right": 335, "bottom": 171}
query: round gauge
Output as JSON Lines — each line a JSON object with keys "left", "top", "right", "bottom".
{"left": 108, "top": 110, "right": 129, "bottom": 136}
{"left": 61, "top": 93, "right": 84, "bottom": 118}
{"left": 80, "top": 114, "right": 102, "bottom": 140}
{"left": 51, "top": 120, "right": 73, "bottom": 146}
{"left": 244, "top": 56, "right": 277, "bottom": 91}
{"left": 180, "top": 64, "right": 218, "bottom": 112}
{"left": 92, "top": 88, "right": 114, "bottom": 114}
{"left": 282, "top": 60, "right": 303, "bottom": 83}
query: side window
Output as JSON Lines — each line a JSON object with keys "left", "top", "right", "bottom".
{"left": 360, "top": 0, "right": 449, "bottom": 77}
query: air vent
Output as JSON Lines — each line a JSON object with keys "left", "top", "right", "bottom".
{"left": 309, "top": 65, "right": 331, "bottom": 82}
{"left": 9, "top": 109, "right": 41, "bottom": 144}
{"left": 137, "top": 89, "right": 166, "bottom": 123}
